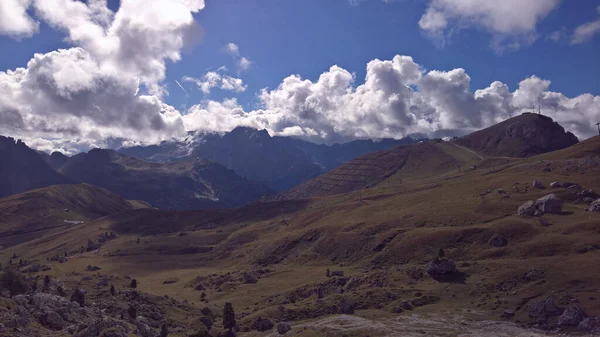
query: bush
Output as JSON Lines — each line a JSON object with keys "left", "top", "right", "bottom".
{"left": 127, "top": 304, "right": 137, "bottom": 319}
{"left": 0, "top": 267, "right": 28, "bottom": 297}
{"left": 70, "top": 288, "right": 85, "bottom": 307}
{"left": 110, "top": 285, "right": 116, "bottom": 296}
{"left": 44, "top": 275, "right": 51, "bottom": 287}
{"left": 130, "top": 279, "right": 137, "bottom": 289}
{"left": 223, "top": 302, "right": 236, "bottom": 332}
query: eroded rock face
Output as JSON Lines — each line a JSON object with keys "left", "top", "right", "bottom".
{"left": 426, "top": 259, "right": 456, "bottom": 276}
{"left": 528, "top": 295, "right": 564, "bottom": 324}
{"left": 337, "top": 298, "right": 355, "bottom": 315}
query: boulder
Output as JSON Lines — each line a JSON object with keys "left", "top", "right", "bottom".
{"left": 242, "top": 273, "right": 257, "bottom": 284}
{"left": 135, "top": 316, "right": 160, "bottom": 337}
{"left": 488, "top": 234, "right": 508, "bottom": 247}
{"left": 528, "top": 295, "right": 564, "bottom": 323}
{"left": 567, "top": 184, "right": 582, "bottom": 190}
{"left": 578, "top": 317, "right": 600, "bottom": 332}
{"left": 199, "top": 316, "right": 213, "bottom": 329}
{"left": 558, "top": 305, "right": 587, "bottom": 326}
{"left": 532, "top": 180, "right": 545, "bottom": 189}
{"left": 517, "top": 200, "right": 536, "bottom": 216}
{"left": 251, "top": 317, "right": 274, "bottom": 331}
{"left": 587, "top": 199, "right": 600, "bottom": 212}
{"left": 337, "top": 298, "right": 355, "bottom": 314}
{"left": 425, "top": 259, "right": 456, "bottom": 276}
{"left": 535, "top": 194, "right": 562, "bottom": 214}
{"left": 43, "top": 310, "right": 65, "bottom": 330}
{"left": 501, "top": 310, "right": 515, "bottom": 319}
{"left": 550, "top": 181, "right": 562, "bottom": 188}
{"left": 277, "top": 322, "right": 291, "bottom": 335}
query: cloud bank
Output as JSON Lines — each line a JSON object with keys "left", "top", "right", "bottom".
{"left": 183, "top": 55, "right": 600, "bottom": 144}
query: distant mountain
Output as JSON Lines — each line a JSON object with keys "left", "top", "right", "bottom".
{"left": 59, "top": 148, "right": 273, "bottom": 210}
{"left": 38, "top": 151, "right": 70, "bottom": 170}
{"left": 453, "top": 113, "right": 579, "bottom": 158}
{"left": 270, "top": 139, "right": 479, "bottom": 201}
{"left": 0, "top": 183, "right": 149, "bottom": 239}
{"left": 119, "top": 127, "right": 417, "bottom": 192}
{"left": 0, "top": 135, "right": 73, "bottom": 198}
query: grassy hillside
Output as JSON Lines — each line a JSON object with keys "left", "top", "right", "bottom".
{"left": 3, "top": 137, "right": 599, "bottom": 336}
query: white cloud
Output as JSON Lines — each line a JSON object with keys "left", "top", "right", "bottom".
{"left": 223, "top": 42, "right": 253, "bottom": 72}
{"left": 223, "top": 42, "right": 240, "bottom": 56}
{"left": 182, "top": 54, "right": 600, "bottom": 144}
{"left": 183, "top": 71, "right": 246, "bottom": 94}
{"left": 0, "top": 0, "right": 206, "bottom": 153}
{"left": 419, "top": 0, "right": 560, "bottom": 50}
{"left": 0, "top": 0, "right": 39, "bottom": 37}
{"left": 572, "top": 15, "right": 600, "bottom": 44}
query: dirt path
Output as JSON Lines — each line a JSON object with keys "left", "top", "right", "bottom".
{"left": 264, "top": 313, "right": 587, "bottom": 337}
{"left": 448, "top": 141, "right": 484, "bottom": 160}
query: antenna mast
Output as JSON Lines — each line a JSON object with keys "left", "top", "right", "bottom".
{"left": 596, "top": 122, "right": 600, "bottom": 136}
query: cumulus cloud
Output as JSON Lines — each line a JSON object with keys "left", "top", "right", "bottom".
{"left": 183, "top": 71, "right": 246, "bottom": 94}
{"left": 419, "top": 0, "right": 560, "bottom": 50}
{"left": 0, "top": 0, "right": 206, "bottom": 154}
{"left": 0, "top": 0, "right": 39, "bottom": 37}
{"left": 223, "top": 42, "right": 253, "bottom": 72}
{"left": 182, "top": 54, "right": 600, "bottom": 144}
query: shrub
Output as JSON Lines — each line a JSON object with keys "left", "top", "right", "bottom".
{"left": 127, "top": 304, "right": 137, "bottom": 319}
{"left": 110, "top": 285, "right": 116, "bottom": 296}
{"left": 44, "top": 275, "right": 51, "bottom": 287}
{"left": 223, "top": 302, "right": 236, "bottom": 332}
{"left": 130, "top": 279, "right": 137, "bottom": 289}
{"left": 70, "top": 288, "right": 85, "bottom": 307}
{"left": 0, "top": 267, "right": 28, "bottom": 297}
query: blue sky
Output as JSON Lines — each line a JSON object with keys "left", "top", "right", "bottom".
{"left": 0, "top": 0, "right": 599, "bottom": 153}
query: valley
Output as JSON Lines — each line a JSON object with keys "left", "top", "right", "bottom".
{"left": 0, "top": 115, "right": 599, "bottom": 337}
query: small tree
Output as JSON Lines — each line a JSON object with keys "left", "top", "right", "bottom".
{"left": 71, "top": 288, "right": 85, "bottom": 307}
{"left": 44, "top": 275, "right": 51, "bottom": 287}
{"left": 438, "top": 248, "right": 445, "bottom": 259}
{"left": 222, "top": 302, "right": 236, "bottom": 333}
{"left": 57, "top": 285, "right": 66, "bottom": 297}
{"left": 110, "top": 284, "right": 116, "bottom": 296}
{"left": 136, "top": 237, "right": 140, "bottom": 244}
{"left": 160, "top": 323, "right": 169, "bottom": 337}
{"left": 0, "top": 262, "right": 3, "bottom": 271}
{"left": 31, "top": 279, "right": 38, "bottom": 293}
{"left": 326, "top": 268, "right": 330, "bottom": 277}
{"left": 0, "top": 267, "right": 28, "bottom": 297}
{"left": 130, "top": 279, "right": 137, "bottom": 289}
{"left": 127, "top": 304, "right": 137, "bottom": 318}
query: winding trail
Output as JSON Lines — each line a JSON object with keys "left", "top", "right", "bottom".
{"left": 448, "top": 141, "right": 484, "bottom": 160}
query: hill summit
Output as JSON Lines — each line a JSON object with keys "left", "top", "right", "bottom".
{"left": 453, "top": 113, "right": 579, "bottom": 158}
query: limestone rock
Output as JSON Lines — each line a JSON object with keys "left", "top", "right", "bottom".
{"left": 517, "top": 200, "right": 536, "bottom": 216}
{"left": 587, "top": 199, "right": 600, "bottom": 212}
{"left": 135, "top": 316, "right": 159, "bottom": 337}
{"left": 550, "top": 181, "right": 561, "bottom": 188}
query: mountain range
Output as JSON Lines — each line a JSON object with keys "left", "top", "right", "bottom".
{"left": 119, "top": 126, "right": 417, "bottom": 192}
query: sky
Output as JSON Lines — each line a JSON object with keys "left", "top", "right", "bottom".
{"left": 0, "top": 0, "right": 599, "bottom": 154}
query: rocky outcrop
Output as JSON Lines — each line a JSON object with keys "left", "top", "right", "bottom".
{"left": 517, "top": 194, "right": 563, "bottom": 216}
{"left": 528, "top": 295, "right": 564, "bottom": 323}
{"left": 426, "top": 259, "right": 456, "bottom": 276}
{"left": 337, "top": 298, "right": 355, "bottom": 314}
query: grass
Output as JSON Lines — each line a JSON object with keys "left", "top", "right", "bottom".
{"left": 1, "top": 136, "right": 600, "bottom": 335}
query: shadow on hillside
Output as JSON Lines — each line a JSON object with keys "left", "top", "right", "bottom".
{"left": 430, "top": 271, "right": 468, "bottom": 284}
